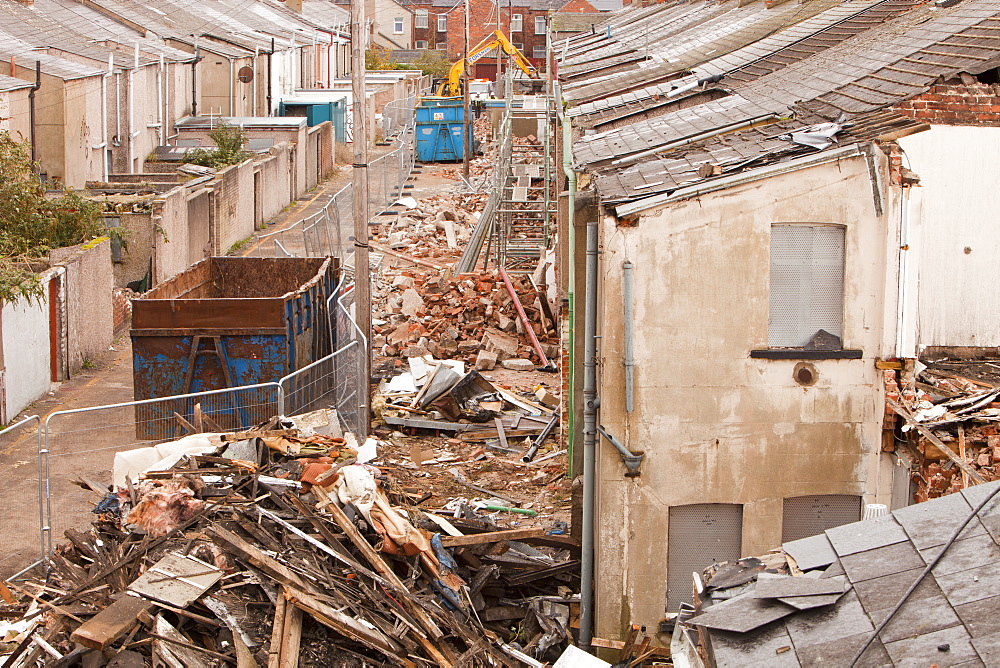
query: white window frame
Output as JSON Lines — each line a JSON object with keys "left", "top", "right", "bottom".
{"left": 512, "top": 42, "right": 524, "bottom": 51}
{"left": 510, "top": 13, "right": 523, "bottom": 32}
{"left": 532, "top": 45, "right": 546, "bottom": 59}
{"left": 436, "top": 43, "right": 447, "bottom": 50}
{"left": 393, "top": 17, "right": 404, "bottom": 34}
{"left": 534, "top": 15, "right": 546, "bottom": 34}
{"left": 414, "top": 9, "right": 428, "bottom": 29}
{"left": 767, "top": 224, "right": 845, "bottom": 349}
{"left": 415, "top": 39, "right": 428, "bottom": 49}
{"left": 437, "top": 14, "right": 447, "bottom": 32}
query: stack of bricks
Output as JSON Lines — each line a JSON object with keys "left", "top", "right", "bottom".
{"left": 894, "top": 80, "right": 1000, "bottom": 128}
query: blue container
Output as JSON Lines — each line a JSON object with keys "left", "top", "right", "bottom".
{"left": 415, "top": 97, "right": 473, "bottom": 162}
{"left": 279, "top": 100, "right": 348, "bottom": 142}
{"left": 130, "top": 257, "right": 338, "bottom": 438}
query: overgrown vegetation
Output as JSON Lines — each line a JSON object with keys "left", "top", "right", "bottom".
{"left": 365, "top": 46, "right": 410, "bottom": 71}
{"left": 0, "top": 132, "right": 119, "bottom": 304}
{"left": 184, "top": 122, "right": 251, "bottom": 168}
{"left": 409, "top": 50, "right": 451, "bottom": 79}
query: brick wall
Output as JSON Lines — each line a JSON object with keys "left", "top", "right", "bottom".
{"left": 894, "top": 81, "right": 1000, "bottom": 127}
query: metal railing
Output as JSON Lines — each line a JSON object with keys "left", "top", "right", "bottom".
{"left": 0, "top": 416, "right": 44, "bottom": 580}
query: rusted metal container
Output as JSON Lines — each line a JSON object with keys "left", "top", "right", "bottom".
{"left": 130, "top": 257, "right": 338, "bottom": 437}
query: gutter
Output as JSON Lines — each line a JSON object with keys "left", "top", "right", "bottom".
{"left": 614, "top": 142, "right": 871, "bottom": 217}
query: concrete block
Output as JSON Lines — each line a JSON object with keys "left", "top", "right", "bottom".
{"left": 501, "top": 358, "right": 534, "bottom": 371}
{"left": 474, "top": 350, "right": 498, "bottom": 371}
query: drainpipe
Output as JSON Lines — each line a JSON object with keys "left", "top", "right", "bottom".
{"left": 266, "top": 38, "right": 274, "bottom": 114}
{"left": 156, "top": 53, "right": 164, "bottom": 146}
{"left": 191, "top": 46, "right": 202, "bottom": 116}
{"left": 623, "top": 260, "right": 634, "bottom": 413}
{"left": 127, "top": 43, "right": 137, "bottom": 171}
{"left": 896, "top": 186, "right": 912, "bottom": 357}
{"left": 561, "top": 114, "right": 577, "bottom": 475}
{"left": 229, "top": 57, "right": 235, "bottom": 115}
{"left": 92, "top": 55, "right": 112, "bottom": 182}
{"left": 253, "top": 47, "right": 259, "bottom": 114}
{"left": 28, "top": 60, "right": 40, "bottom": 172}
{"left": 581, "top": 142, "right": 599, "bottom": 652}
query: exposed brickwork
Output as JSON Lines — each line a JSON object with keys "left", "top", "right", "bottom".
{"left": 112, "top": 288, "right": 133, "bottom": 337}
{"left": 894, "top": 81, "right": 1000, "bottom": 128}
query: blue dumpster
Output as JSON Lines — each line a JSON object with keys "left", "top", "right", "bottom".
{"left": 415, "top": 97, "right": 473, "bottom": 162}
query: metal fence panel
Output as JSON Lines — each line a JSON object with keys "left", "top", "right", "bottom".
{"left": 280, "top": 279, "right": 366, "bottom": 435}
{"left": 0, "top": 416, "right": 44, "bottom": 579}
{"left": 43, "top": 384, "right": 280, "bottom": 554}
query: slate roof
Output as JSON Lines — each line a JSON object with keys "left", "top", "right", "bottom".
{"left": 0, "top": 73, "right": 33, "bottom": 92}
{"left": 560, "top": 0, "right": 1000, "bottom": 212}
{"left": 689, "top": 481, "right": 1000, "bottom": 666}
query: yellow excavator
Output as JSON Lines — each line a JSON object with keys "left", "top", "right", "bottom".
{"left": 435, "top": 29, "right": 540, "bottom": 97}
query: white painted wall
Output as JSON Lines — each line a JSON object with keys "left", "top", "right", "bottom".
{"left": 3, "top": 274, "right": 52, "bottom": 421}
{"left": 898, "top": 125, "right": 1000, "bottom": 349}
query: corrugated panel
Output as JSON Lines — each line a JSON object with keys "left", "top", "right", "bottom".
{"left": 768, "top": 224, "right": 844, "bottom": 348}
{"left": 666, "top": 504, "right": 743, "bottom": 611}
{"left": 782, "top": 495, "right": 862, "bottom": 543}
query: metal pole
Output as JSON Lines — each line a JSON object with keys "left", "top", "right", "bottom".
{"left": 462, "top": 0, "right": 471, "bottom": 179}
{"left": 351, "top": 0, "right": 371, "bottom": 438}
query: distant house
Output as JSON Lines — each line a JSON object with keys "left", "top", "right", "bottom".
{"left": 555, "top": 0, "right": 1000, "bottom": 651}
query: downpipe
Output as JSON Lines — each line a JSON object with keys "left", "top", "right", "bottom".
{"left": 580, "top": 176, "right": 598, "bottom": 651}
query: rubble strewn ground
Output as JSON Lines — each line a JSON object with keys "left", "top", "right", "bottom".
{"left": 0, "top": 117, "right": 580, "bottom": 666}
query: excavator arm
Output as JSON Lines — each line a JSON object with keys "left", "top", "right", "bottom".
{"left": 436, "top": 29, "right": 540, "bottom": 97}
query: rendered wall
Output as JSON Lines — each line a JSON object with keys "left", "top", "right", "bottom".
{"left": 0, "top": 87, "right": 31, "bottom": 142}
{"left": 2, "top": 274, "right": 52, "bottom": 420}
{"left": 593, "top": 152, "right": 900, "bottom": 638}
{"left": 50, "top": 240, "right": 114, "bottom": 376}
{"left": 897, "top": 125, "right": 1000, "bottom": 348}
{"left": 151, "top": 185, "right": 192, "bottom": 285}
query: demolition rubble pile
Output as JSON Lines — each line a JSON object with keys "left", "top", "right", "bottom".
{"left": 0, "top": 414, "right": 580, "bottom": 667}
{"left": 373, "top": 270, "right": 558, "bottom": 371}
{"left": 886, "top": 362, "right": 1000, "bottom": 502}
{"left": 370, "top": 192, "right": 488, "bottom": 264}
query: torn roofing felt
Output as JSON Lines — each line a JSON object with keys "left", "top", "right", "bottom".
{"left": 687, "top": 480, "right": 1000, "bottom": 666}
{"left": 563, "top": 0, "right": 1000, "bottom": 211}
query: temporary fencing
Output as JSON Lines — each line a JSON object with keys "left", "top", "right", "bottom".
{"left": 279, "top": 278, "right": 366, "bottom": 436}
{"left": 39, "top": 384, "right": 281, "bottom": 566}
{"left": 0, "top": 415, "right": 44, "bottom": 580}
{"left": 253, "top": 94, "right": 417, "bottom": 261}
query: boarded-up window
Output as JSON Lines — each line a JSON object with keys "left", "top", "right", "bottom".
{"left": 666, "top": 504, "right": 743, "bottom": 611}
{"left": 769, "top": 224, "right": 844, "bottom": 348}
{"left": 782, "top": 495, "right": 861, "bottom": 543}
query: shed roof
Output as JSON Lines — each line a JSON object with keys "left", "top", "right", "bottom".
{"left": 0, "top": 73, "right": 33, "bottom": 92}
{"left": 690, "top": 481, "right": 1000, "bottom": 666}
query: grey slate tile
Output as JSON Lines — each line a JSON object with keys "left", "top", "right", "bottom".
{"left": 853, "top": 568, "right": 944, "bottom": 617}
{"left": 686, "top": 594, "right": 797, "bottom": 633}
{"left": 784, "top": 591, "right": 873, "bottom": 650}
{"left": 794, "top": 630, "right": 892, "bottom": 668}
{"left": 937, "top": 562, "right": 1000, "bottom": 607}
{"left": 782, "top": 533, "right": 837, "bottom": 571}
{"left": 869, "top": 590, "right": 963, "bottom": 644}
{"left": 893, "top": 489, "right": 985, "bottom": 550}
{"left": 754, "top": 574, "right": 846, "bottom": 599}
{"left": 918, "top": 532, "right": 1000, "bottom": 577}
{"left": 970, "top": 632, "right": 1000, "bottom": 666}
{"left": 709, "top": 622, "right": 800, "bottom": 668}
{"left": 884, "top": 625, "right": 981, "bottom": 667}
{"left": 955, "top": 595, "right": 1000, "bottom": 639}
{"left": 826, "top": 514, "right": 909, "bottom": 557}
{"left": 839, "top": 539, "right": 925, "bottom": 583}
{"left": 959, "top": 481, "right": 1000, "bottom": 541}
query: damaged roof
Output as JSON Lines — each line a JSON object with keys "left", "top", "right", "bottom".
{"left": 689, "top": 481, "right": 1000, "bottom": 666}
{"left": 561, "top": 0, "right": 1000, "bottom": 214}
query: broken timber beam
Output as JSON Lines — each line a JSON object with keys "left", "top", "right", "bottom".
{"left": 440, "top": 527, "right": 545, "bottom": 547}
{"left": 886, "top": 398, "right": 987, "bottom": 485}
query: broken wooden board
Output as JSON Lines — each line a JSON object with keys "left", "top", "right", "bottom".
{"left": 128, "top": 552, "right": 224, "bottom": 608}
{"left": 70, "top": 595, "right": 156, "bottom": 650}
{"left": 440, "top": 527, "right": 544, "bottom": 547}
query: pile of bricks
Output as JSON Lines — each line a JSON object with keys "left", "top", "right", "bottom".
{"left": 370, "top": 192, "right": 488, "bottom": 263}
{"left": 373, "top": 269, "right": 557, "bottom": 371}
